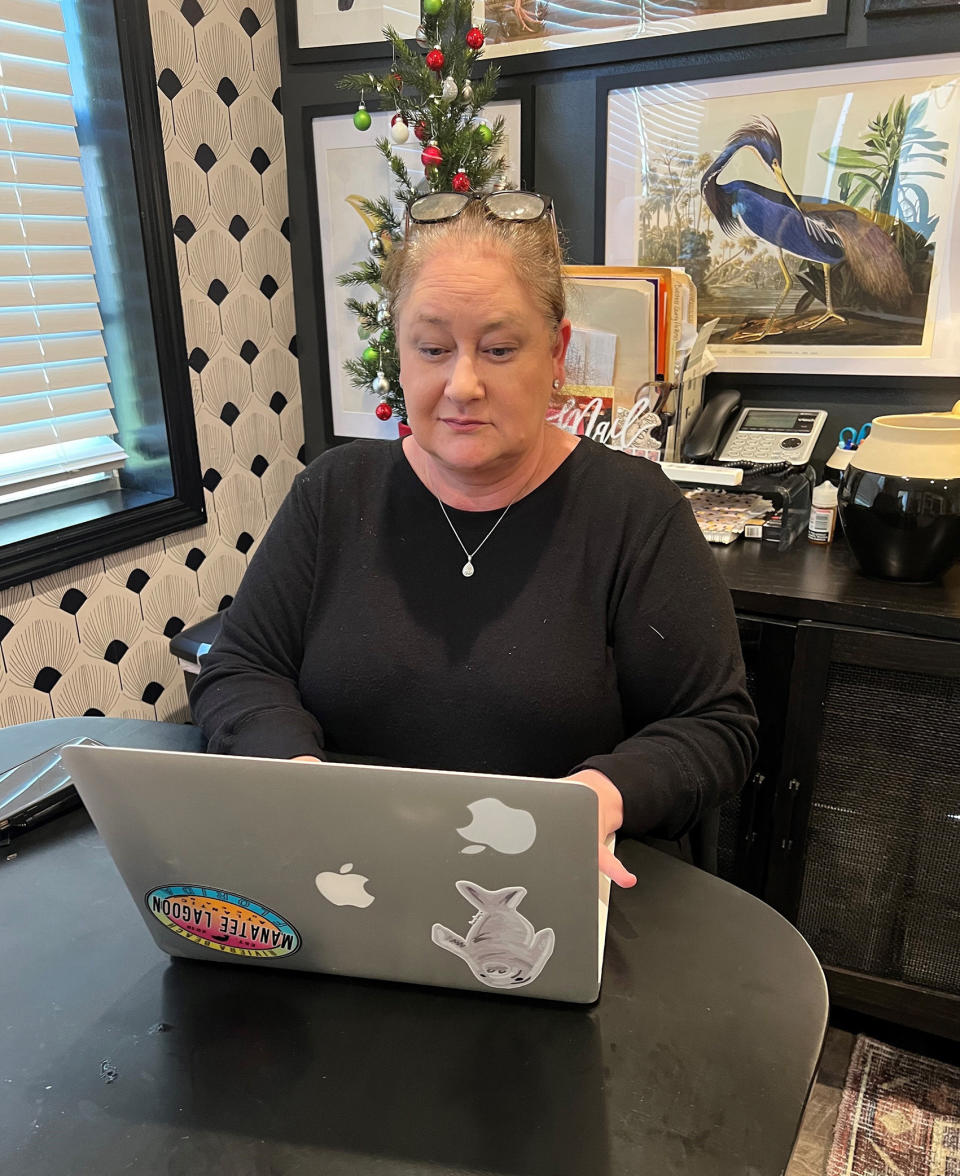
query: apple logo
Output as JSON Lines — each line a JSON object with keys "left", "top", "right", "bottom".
{"left": 315, "top": 863, "right": 375, "bottom": 908}
{"left": 457, "top": 798, "right": 537, "bottom": 855}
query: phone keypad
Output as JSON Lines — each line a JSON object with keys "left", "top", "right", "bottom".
{"left": 722, "top": 435, "right": 803, "bottom": 462}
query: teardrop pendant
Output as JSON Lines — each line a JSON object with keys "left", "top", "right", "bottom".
{"left": 461, "top": 561, "right": 474, "bottom": 578}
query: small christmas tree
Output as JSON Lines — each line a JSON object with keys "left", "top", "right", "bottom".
{"left": 338, "top": 0, "right": 507, "bottom": 425}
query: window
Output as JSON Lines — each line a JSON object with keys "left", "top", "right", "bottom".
{"left": 0, "top": 0, "right": 203, "bottom": 590}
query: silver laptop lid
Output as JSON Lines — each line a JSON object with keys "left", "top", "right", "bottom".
{"left": 62, "top": 745, "right": 611, "bottom": 1003}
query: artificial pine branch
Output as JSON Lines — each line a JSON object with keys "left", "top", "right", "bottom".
{"left": 345, "top": 296, "right": 379, "bottom": 321}
{"left": 337, "top": 261, "right": 383, "bottom": 288}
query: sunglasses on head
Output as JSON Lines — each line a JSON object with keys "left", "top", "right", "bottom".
{"left": 406, "top": 189, "right": 554, "bottom": 226}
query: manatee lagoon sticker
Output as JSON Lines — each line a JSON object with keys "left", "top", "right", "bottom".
{"left": 146, "top": 885, "right": 301, "bottom": 958}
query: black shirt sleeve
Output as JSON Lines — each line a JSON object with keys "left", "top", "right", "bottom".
{"left": 577, "top": 495, "right": 758, "bottom": 841}
{"left": 189, "top": 470, "right": 327, "bottom": 759}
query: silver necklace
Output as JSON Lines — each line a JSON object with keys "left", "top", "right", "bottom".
{"left": 436, "top": 497, "right": 514, "bottom": 578}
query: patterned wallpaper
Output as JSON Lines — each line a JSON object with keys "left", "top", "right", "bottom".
{"left": 0, "top": 0, "right": 304, "bottom": 728}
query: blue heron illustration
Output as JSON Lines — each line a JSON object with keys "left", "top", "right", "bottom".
{"left": 700, "top": 116, "right": 910, "bottom": 341}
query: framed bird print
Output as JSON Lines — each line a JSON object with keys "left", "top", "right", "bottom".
{"left": 602, "top": 54, "right": 960, "bottom": 378}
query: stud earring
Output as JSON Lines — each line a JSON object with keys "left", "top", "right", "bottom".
{"left": 552, "top": 378, "right": 561, "bottom": 390}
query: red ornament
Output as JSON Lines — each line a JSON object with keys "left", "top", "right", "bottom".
{"left": 414, "top": 119, "right": 428, "bottom": 141}
{"left": 452, "top": 169, "right": 470, "bottom": 193}
{"left": 426, "top": 48, "right": 445, "bottom": 71}
{"left": 375, "top": 402, "right": 393, "bottom": 421}
{"left": 465, "top": 26, "right": 484, "bottom": 49}
{"left": 421, "top": 143, "right": 443, "bottom": 169}
{"left": 391, "top": 72, "right": 403, "bottom": 89}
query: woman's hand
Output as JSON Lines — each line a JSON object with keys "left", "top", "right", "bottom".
{"left": 290, "top": 755, "right": 322, "bottom": 763}
{"left": 566, "top": 769, "right": 637, "bottom": 888}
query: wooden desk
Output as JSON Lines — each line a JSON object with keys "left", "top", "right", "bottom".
{"left": 0, "top": 720, "right": 828, "bottom": 1176}
{"left": 715, "top": 533, "right": 960, "bottom": 640}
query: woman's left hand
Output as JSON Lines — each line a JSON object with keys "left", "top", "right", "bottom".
{"left": 566, "top": 769, "right": 637, "bottom": 888}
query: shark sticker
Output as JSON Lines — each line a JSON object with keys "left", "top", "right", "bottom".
{"left": 431, "top": 880, "right": 555, "bottom": 989}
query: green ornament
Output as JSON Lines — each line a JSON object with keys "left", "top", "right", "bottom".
{"left": 379, "top": 328, "right": 395, "bottom": 347}
{"left": 476, "top": 123, "right": 493, "bottom": 147}
{"left": 362, "top": 345, "right": 379, "bottom": 364}
{"left": 358, "top": 324, "right": 372, "bottom": 340}
{"left": 353, "top": 104, "right": 372, "bottom": 131}
{"left": 423, "top": 0, "right": 443, "bottom": 13}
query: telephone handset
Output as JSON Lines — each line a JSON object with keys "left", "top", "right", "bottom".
{"left": 681, "top": 391, "right": 827, "bottom": 468}
{"left": 682, "top": 390, "right": 742, "bottom": 463}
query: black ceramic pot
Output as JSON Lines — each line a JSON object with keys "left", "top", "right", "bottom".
{"left": 838, "top": 468, "right": 960, "bottom": 582}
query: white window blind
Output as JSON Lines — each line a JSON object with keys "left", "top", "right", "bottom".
{"left": 0, "top": 0, "right": 126, "bottom": 506}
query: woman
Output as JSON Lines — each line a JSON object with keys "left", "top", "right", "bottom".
{"left": 190, "top": 192, "right": 758, "bottom": 888}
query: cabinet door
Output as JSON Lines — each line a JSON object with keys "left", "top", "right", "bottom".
{"left": 724, "top": 616, "right": 797, "bottom": 894}
{"left": 767, "top": 623, "right": 960, "bottom": 1031}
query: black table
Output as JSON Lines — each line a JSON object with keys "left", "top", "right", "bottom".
{"left": 0, "top": 719, "right": 828, "bottom": 1176}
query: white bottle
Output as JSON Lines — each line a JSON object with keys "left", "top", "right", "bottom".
{"left": 808, "top": 480, "right": 838, "bottom": 545}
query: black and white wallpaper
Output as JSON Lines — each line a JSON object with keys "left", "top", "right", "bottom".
{"left": 0, "top": 0, "right": 304, "bottom": 727}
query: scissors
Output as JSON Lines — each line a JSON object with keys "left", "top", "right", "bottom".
{"left": 838, "top": 423, "right": 872, "bottom": 450}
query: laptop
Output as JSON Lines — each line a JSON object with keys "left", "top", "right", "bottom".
{"left": 0, "top": 737, "right": 103, "bottom": 844}
{"left": 60, "top": 744, "right": 614, "bottom": 1003}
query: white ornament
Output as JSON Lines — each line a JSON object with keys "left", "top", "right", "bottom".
{"left": 390, "top": 117, "right": 410, "bottom": 144}
{"left": 441, "top": 75, "right": 458, "bottom": 104}
{"left": 461, "top": 79, "right": 474, "bottom": 103}
{"left": 371, "top": 370, "right": 390, "bottom": 396}
{"left": 415, "top": 23, "right": 430, "bottom": 47}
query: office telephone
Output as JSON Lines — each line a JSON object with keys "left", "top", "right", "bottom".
{"left": 682, "top": 390, "right": 827, "bottom": 469}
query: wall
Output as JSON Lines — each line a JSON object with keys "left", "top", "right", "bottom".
{"left": 276, "top": 0, "right": 960, "bottom": 458}
{"left": 0, "top": 0, "right": 303, "bottom": 727}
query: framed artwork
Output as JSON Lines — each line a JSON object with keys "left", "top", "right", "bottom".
{"left": 478, "top": 0, "right": 846, "bottom": 73}
{"left": 308, "top": 99, "right": 525, "bottom": 441}
{"left": 287, "top": 0, "right": 419, "bottom": 63}
{"left": 284, "top": 0, "right": 846, "bottom": 67}
{"left": 865, "top": 0, "right": 960, "bottom": 15}
{"left": 603, "top": 54, "right": 960, "bottom": 379}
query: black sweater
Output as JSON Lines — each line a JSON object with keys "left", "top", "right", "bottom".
{"left": 191, "top": 438, "right": 757, "bottom": 841}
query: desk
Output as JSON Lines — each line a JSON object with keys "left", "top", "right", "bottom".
{"left": 715, "top": 532, "right": 960, "bottom": 640}
{"left": 0, "top": 720, "right": 827, "bottom": 1176}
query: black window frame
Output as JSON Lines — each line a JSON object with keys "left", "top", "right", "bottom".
{"left": 0, "top": 0, "right": 204, "bottom": 592}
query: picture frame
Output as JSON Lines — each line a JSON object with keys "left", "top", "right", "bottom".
{"left": 476, "top": 0, "right": 846, "bottom": 73}
{"left": 283, "top": 0, "right": 847, "bottom": 69}
{"left": 864, "top": 0, "right": 960, "bottom": 17}
{"left": 305, "top": 95, "right": 529, "bottom": 442}
{"left": 601, "top": 54, "right": 960, "bottom": 380}
{"left": 285, "top": 0, "right": 419, "bottom": 64}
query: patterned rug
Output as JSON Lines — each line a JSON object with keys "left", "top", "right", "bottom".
{"left": 827, "top": 1035, "right": 960, "bottom": 1176}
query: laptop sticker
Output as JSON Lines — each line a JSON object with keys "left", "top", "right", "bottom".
{"left": 146, "top": 885, "right": 301, "bottom": 958}
{"left": 314, "top": 863, "right": 375, "bottom": 908}
{"left": 431, "top": 880, "right": 555, "bottom": 989}
{"left": 457, "top": 798, "right": 537, "bottom": 855}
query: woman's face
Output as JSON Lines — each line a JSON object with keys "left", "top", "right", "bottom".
{"left": 396, "top": 244, "right": 570, "bottom": 476}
